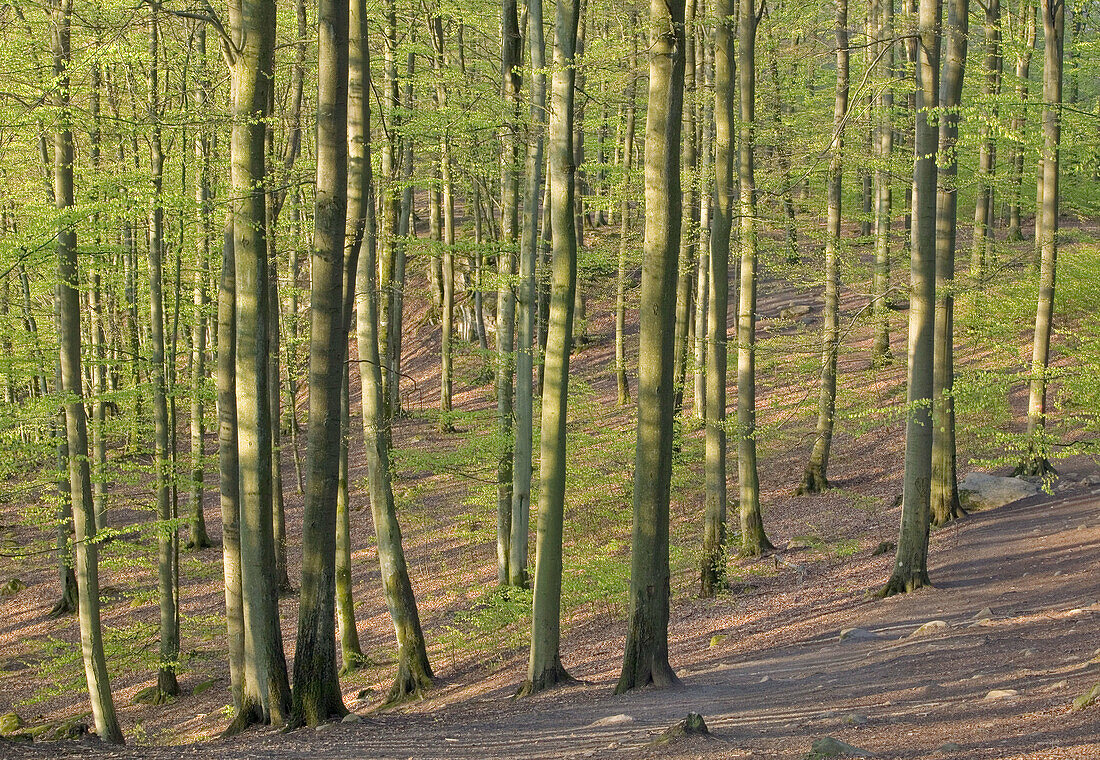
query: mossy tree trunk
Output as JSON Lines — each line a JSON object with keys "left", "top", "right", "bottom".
{"left": 615, "top": 0, "right": 685, "bottom": 693}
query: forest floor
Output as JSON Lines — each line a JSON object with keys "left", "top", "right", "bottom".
{"left": 1, "top": 222, "right": 1099, "bottom": 759}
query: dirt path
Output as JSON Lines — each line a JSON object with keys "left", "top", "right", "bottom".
{"left": 8, "top": 472, "right": 1098, "bottom": 760}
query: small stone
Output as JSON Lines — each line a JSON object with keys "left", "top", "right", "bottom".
{"left": 0, "top": 579, "right": 26, "bottom": 597}
{"left": 845, "top": 713, "right": 868, "bottom": 726}
{"left": 971, "top": 607, "right": 994, "bottom": 621}
{"left": 806, "top": 736, "right": 873, "bottom": 758}
{"left": 0, "top": 713, "right": 24, "bottom": 734}
{"left": 1071, "top": 683, "right": 1100, "bottom": 711}
{"left": 839, "top": 628, "right": 880, "bottom": 643}
{"left": 1044, "top": 680, "right": 1068, "bottom": 692}
{"left": 341, "top": 713, "right": 362, "bottom": 723}
{"left": 710, "top": 634, "right": 729, "bottom": 647}
{"left": 314, "top": 722, "right": 333, "bottom": 732}
{"left": 935, "top": 743, "right": 963, "bottom": 753}
{"left": 1082, "top": 475, "right": 1100, "bottom": 486}
{"left": 909, "top": 620, "right": 950, "bottom": 638}
{"left": 759, "top": 675, "right": 770, "bottom": 683}
{"left": 591, "top": 714, "right": 634, "bottom": 727}
{"left": 984, "top": 689, "right": 1019, "bottom": 700}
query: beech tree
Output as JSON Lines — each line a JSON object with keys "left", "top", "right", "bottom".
{"left": 616, "top": 0, "right": 685, "bottom": 692}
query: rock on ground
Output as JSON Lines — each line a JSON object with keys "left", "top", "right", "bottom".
{"left": 958, "top": 473, "right": 1040, "bottom": 511}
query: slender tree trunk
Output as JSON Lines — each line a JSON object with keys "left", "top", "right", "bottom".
{"left": 521, "top": 0, "right": 579, "bottom": 695}
{"left": 218, "top": 223, "right": 245, "bottom": 712}
{"left": 880, "top": 0, "right": 940, "bottom": 597}
{"left": 798, "top": 0, "right": 848, "bottom": 496}
{"left": 736, "top": 0, "right": 773, "bottom": 557}
{"left": 335, "top": 367, "right": 363, "bottom": 672}
{"left": 494, "top": 0, "right": 521, "bottom": 581}
{"left": 187, "top": 26, "right": 213, "bottom": 550}
{"left": 1017, "top": 0, "right": 1063, "bottom": 476}
{"left": 871, "top": 0, "right": 895, "bottom": 367}
{"left": 614, "top": 28, "right": 637, "bottom": 407}
{"left": 570, "top": 0, "right": 588, "bottom": 350}
{"left": 353, "top": 125, "right": 434, "bottom": 702}
{"left": 1007, "top": 0, "right": 1036, "bottom": 242}
{"left": 930, "top": 0, "right": 968, "bottom": 527}
{"left": 700, "top": 0, "right": 734, "bottom": 597}
{"left": 51, "top": 0, "right": 124, "bottom": 739}
{"left": 509, "top": 0, "right": 546, "bottom": 588}
{"left": 671, "top": 0, "right": 698, "bottom": 419}
{"left": 616, "top": 0, "right": 686, "bottom": 693}
{"left": 970, "top": 0, "right": 1001, "bottom": 281}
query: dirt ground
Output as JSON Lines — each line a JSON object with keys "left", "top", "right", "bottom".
{"left": 2, "top": 231, "right": 1099, "bottom": 759}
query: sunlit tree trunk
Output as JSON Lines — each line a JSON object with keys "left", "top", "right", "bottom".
{"left": 509, "top": 0, "right": 546, "bottom": 587}
{"left": 881, "top": 0, "right": 940, "bottom": 597}
{"left": 970, "top": 0, "right": 1001, "bottom": 281}
{"left": 1006, "top": 0, "right": 1036, "bottom": 242}
{"left": 930, "top": 0, "right": 968, "bottom": 526}
{"left": 700, "top": 0, "right": 733, "bottom": 597}
{"left": 736, "top": 0, "right": 773, "bottom": 557}
{"left": 871, "top": 0, "right": 894, "bottom": 366}
{"left": 798, "top": 0, "right": 848, "bottom": 496}
{"left": 522, "top": 0, "right": 579, "bottom": 695}
{"left": 616, "top": 0, "right": 685, "bottom": 693}
{"left": 614, "top": 25, "right": 637, "bottom": 408}
{"left": 1017, "top": 0, "right": 1063, "bottom": 477}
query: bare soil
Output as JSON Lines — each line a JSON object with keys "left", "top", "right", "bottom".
{"left": 2, "top": 226, "right": 1099, "bottom": 759}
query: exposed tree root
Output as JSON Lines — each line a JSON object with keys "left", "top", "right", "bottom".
{"left": 516, "top": 661, "right": 574, "bottom": 697}
{"left": 876, "top": 571, "right": 932, "bottom": 598}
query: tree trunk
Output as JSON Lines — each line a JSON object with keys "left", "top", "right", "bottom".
{"left": 871, "top": 0, "right": 894, "bottom": 367}
{"left": 291, "top": 0, "right": 354, "bottom": 724}
{"left": 187, "top": 25, "right": 213, "bottom": 551}
{"left": 700, "top": 0, "right": 734, "bottom": 598}
{"left": 615, "top": 0, "right": 685, "bottom": 693}
{"left": 1006, "top": 0, "right": 1036, "bottom": 242}
{"left": 970, "top": 0, "right": 1001, "bottom": 281}
{"left": 521, "top": 0, "right": 579, "bottom": 695}
{"left": 509, "top": 0, "right": 546, "bottom": 588}
{"left": 736, "top": 0, "right": 774, "bottom": 557}
{"left": 354, "top": 151, "right": 434, "bottom": 704}
{"left": 51, "top": 0, "right": 124, "bottom": 739}
{"left": 614, "top": 28, "right": 637, "bottom": 408}
{"left": 218, "top": 223, "right": 245, "bottom": 712}
{"left": 672, "top": 0, "right": 698, "bottom": 419}
{"left": 930, "top": 0, "right": 968, "bottom": 527}
{"left": 798, "top": 0, "right": 848, "bottom": 496}
{"left": 880, "top": 0, "right": 940, "bottom": 597}
{"left": 335, "top": 367, "right": 363, "bottom": 672}
{"left": 147, "top": 13, "right": 180, "bottom": 702}
{"left": 226, "top": 0, "right": 292, "bottom": 730}
{"left": 1016, "top": 0, "right": 1063, "bottom": 477}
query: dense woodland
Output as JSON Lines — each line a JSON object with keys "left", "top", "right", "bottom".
{"left": 0, "top": 0, "right": 1098, "bottom": 750}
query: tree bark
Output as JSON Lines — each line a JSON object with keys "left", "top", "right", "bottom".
{"left": 970, "top": 0, "right": 1001, "bottom": 281}
{"left": 1017, "top": 0, "right": 1063, "bottom": 477}
{"left": 736, "top": 0, "right": 774, "bottom": 557}
{"left": 1006, "top": 0, "right": 1036, "bottom": 242}
{"left": 616, "top": 0, "right": 686, "bottom": 693}
{"left": 798, "top": 0, "right": 848, "bottom": 496}
{"left": 521, "top": 0, "right": 579, "bottom": 695}
{"left": 614, "top": 27, "right": 637, "bottom": 408}
{"left": 880, "top": 0, "right": 940, "bottom": 597}
{"left": 871, "top": 0, "right": 894, "bottom": 367}
{"left": 52, "top": 0, "right": 124, "bottom": 738}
